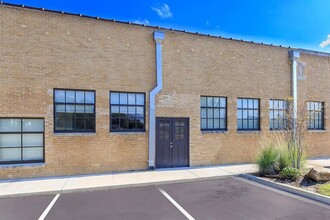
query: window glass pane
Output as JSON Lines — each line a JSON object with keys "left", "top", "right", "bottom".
{"left": 254, "top": 99, "right": 259, "bottom": 108}
{"left": 55, "top": 115, "right": 66, "bottom": 131}
{"left": 220, "top": 109, "right": 226, "bottom": 118}
{"left": 23, "top": 119, "right": 44, "bottom": 132}
{"left": 75, "top": 118, "right": 85, "bottom": 130}
{"left": 111, "top": 106, "right": 119, "bottom": 116}
{"left": 207, "top": 109, "right": 213, "bottom": 118}
{"left": 214, "top": 119, "right": 220, "bottom": 129}
{"left": 270, "top": 120, "right": 274, "bottom": 130}
{"left": 65, "top": 114, "right": 74, "bottom": 130}
{"left": 54, "top": 90, "right": 65, "bottom": 102}
{"left": 23, "top": 147, "right": 43, "bottom": 160}
{"left": 248, "top": 110, "right": 254, "bottom": 118}
{"left": 269, "top": 100, "right": 273, "bottom": 109}
{"left": 200, "top": 97, "right": 207, "bottom": 107}
{"left": 111, "top": 118, "right": 119, "bottom": 130}
{"left": 66, "top": 105, "right": 75, "bottom": 113}
{"left": 0, "top": 148, "right": 21, "bottom": 162}
{"left": 237, "top": 120, "right": 242, "bottom": 129}
{"left": 254, "top": 120, "right": 259, "bottom": 129}
{"left": 207, "top": 119, "right": 213, "bottom": 129}
{"left": 120, "top": 106, "right": 128, "bottom": 117}
{"left": 214, "top": 109, "right": 220, "bottom": 118}
{"left": 66, "top": 91, "right": 75, "bottom": 103}
{"left": 76, "top": 105, "right": 85, "bottom": 113}
{"left": 213, "top": 97, "right": 220, "bottom": 107}
{"left": 237, "top": 110, "right": 242, "bottom": 119}
{"left": 136, "top": 94, "right": 144, "bottom": 105}
{"left": 237, "top": 99, "right": 242, "bottom": 108}
{"left": 0, "top": 119, "right": 21, "bottom": 132}
{"left": 220, "top": 119, "right": 226, "bottom": 129}
{"left": 243, "top": 110, "right": 247, "bottom": 119}
{"left": 85, "top": 118, "right": 95, "bottom": 130}
{"left": 111, "top": 92, "right": 120, "bottom": 104}
{"left": 0, "top": 134, "right": 21, "bottom": 147}
{"left": 248, "top": 99, "right": 254, "bottom": 108}
{"left": 76, "top": 91, "right": 85, "bottom": 103}
{"left": 128, "top": 107, "right": 135, "bottom": 116}
{"left": 220, "top": 98, "right": 226, "bottom": 108}
{"left": 243, "top": 119, "right": 248, "bottom": 129}
{"left": 136, "top": 118, "right": 144, "bottom": 129}
{"left": 243, "top": 99, "right": 248, "bottom": 108}
{"left": 85, "top": 105, "right": 94, "bottom": 113}
{"left": 249, "top": 120, "right": 253, "bottom": 129}
{"left": 23, "top": 134, "right": 43, "bottom": 147}
{"left": 207, "top": 97, "right": 213, "bottom": 107}
{"left": 120, "top": 118, "right": 128, "bottom": 129}
{"left": 56, "top": 104, "right": 65, "bottom": 113}
{"left": 136, "top": 107, "right": 144, "bottom": 117}
{"left": 85, "top": 92, "right": 95, "bottom": 104}
{"left": 278, "top": 101, "right": 283, "bottom": 109}
{"left": 201, "top": 119, "right": 207, "bottom": 129}
{"left": 201, "top": 109, "right": 207, "bottom": 118}
{"left": 254, "top": 110, "right": 259, "bottom": 118}
{"left": 120, "top": 93, "right": 128, "bottom": 104}
{"left": 128, "top": 93, "right": 136, "bottom": 105}
{"left": 274, "top": 100, "right": 279, "bottom": 109}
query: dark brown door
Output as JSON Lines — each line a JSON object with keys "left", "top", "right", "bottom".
{"left": 156, "top": 117, "right": 189, "bottom": 168}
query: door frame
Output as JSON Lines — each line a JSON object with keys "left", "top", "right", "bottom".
{"left": 155, "top": 117, "right": 190, "bottom": 169}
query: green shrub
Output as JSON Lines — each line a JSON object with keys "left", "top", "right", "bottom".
{"left": 278, "top": 148, "right": 291, "bottom": 171}
{"left": 279, "top": 166, "right": 301, "bottom": 180}
{"left": 256, "top": 146, "right": 280, "bottom": 176}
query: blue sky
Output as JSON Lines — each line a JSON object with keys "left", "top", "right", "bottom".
{"left": 4, "top": 0, "right": 330, "bottom": 52}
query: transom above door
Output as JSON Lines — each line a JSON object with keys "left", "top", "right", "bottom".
{"left": 156, "top": 117, "right": 189, "bottom": 168}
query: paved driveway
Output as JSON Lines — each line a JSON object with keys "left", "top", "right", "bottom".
{"left": 1, "top": 177, "right": 329, "bottom": 220}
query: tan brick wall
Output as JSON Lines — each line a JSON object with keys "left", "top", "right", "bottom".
{"left": 0, "top": 5, "right": 155, "bottom": 179}
{"left": 0, "top": 5, "right": 329, "bottom": 180}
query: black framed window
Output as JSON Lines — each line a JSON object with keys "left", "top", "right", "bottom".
{"left": 110, "top": 92, "right": 145, "bottom": 132}
{"left": 237, "top": 98, "right": 260, "bottom": 131}
{"left": 307, "top": 101, "right": 324, "bottom": 130}
{"left": 269, "top": 99, "right": 287, "bottom": 130}
{"left": 0, "top": 118, "right": 44, "bottom": 164}
{"left": 54, "top": 89, "right": 95, "bottom": 132}
{"left": 200, "top": 96, "right": 227, "bottom": 131}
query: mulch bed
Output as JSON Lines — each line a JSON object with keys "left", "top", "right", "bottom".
{"left": 250, "top": 172, "right": 328, "bottom": 194}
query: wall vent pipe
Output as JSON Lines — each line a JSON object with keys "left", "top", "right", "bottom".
{"left": 148, "top": 31, "right": 165, "bottom": 169}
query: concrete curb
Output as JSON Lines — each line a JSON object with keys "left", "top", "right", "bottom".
{"left": 239, "top": 173, "right": 330, "bottom": 206}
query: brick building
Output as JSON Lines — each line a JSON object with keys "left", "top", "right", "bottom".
{"left": 0, "top": 3, "right": 329, "bottom": 180}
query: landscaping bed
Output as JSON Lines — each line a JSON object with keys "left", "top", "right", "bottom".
{"left": 251, "top": 170, "right": 330, "bottom": 196}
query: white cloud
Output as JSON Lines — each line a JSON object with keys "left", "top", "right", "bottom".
{"left": 133, "top": 18, "right": 150, "bottom": 25}
{"left": 206, "top": 20, "right": 210, "bottom": 27}
{"left": 151, "top": 3, "right": 173, "bottom": 19}
{"left": 319, "top": 34, "right": 330, "bottom": 48}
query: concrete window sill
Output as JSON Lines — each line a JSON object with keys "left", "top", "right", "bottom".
{"left": 236, "top": 130, "right": 261, "bottom": 134}
{"left": 307, "top": 129, "right": 327, "bottom": 133}
{"left": 54, "top": 133, "right": 96, "bottom": 136}
{"left": 110, "top": 132, "right": 147, "bottom": 135}
{"left": 0, "top": 163, "right": 45, "bottom": 169}
{"left": 201, "top": 130, "right": 228, "bottom": 134}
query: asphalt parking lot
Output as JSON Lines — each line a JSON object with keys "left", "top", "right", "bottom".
{"left": 1, "top": 177, "right": 329, "bottom": 220}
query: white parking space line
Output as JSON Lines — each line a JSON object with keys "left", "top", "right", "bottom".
{"left": 38, "top": 194, "right": 60, "bottom": 220}
{"left": 159, "top": 188, "right": 195, "bottom": 220}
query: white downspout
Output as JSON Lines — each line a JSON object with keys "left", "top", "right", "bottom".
{"left": 148, "top": 31, "right": 165, "bottom": 169}
{"left": 289, "top": 50, "right": 300, "bottom": 145}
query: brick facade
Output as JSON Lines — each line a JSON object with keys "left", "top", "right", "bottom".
{"left": 0, "top": 4, "right": 329, "bottom": 180}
